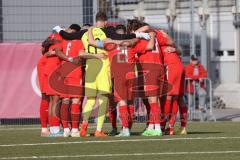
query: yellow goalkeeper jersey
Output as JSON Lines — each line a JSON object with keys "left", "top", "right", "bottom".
{"left": 81, "top": 27, "right": 111, "bottom": 96}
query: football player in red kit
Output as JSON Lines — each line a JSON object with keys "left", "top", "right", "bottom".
{"left": 54, "top": 24, "right": 83, "bottom": 137}
{"left": 110, "top": 27, "right": 137, "bottom": 137}
{"left": 44, "top": 33, "right": 63, "bottom": 137}
{"left": 130, "top": 21, "right": 188, "bottom": 135}
{"left": 107, "top": 25, "right": 132, "bottom": 136}
{"left": 37, "top": 36, "right": 55, "bottom": 137}
{"left": 127, "top": 20, "right": 164, "bottom": 136}
{"left": 155, "top": 30, "right": 187, "bottom": 135}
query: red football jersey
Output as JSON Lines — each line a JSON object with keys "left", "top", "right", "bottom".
{"left": 44, "top": 32, "right": 64, "bottom": 75}
{"left": 132, "top": 39, "right": 162, "bottom": 64}
{"left": 108, "top": 45, "right": 120, "bottom": 64}
{"left": 57, "top": 39, "right": 84, "bottom": 79}
{"left": 49, "top": 33, "right": 63, "bottom": 41}
{"left": 44, "top": 44, "right": 61, "bottom": 75}
{"left": 108, "top": 45, "right": 136, "bottom": 64}
{"left": 37, "top": 55, "right": 48, "bottom": 92}
{"left": 155, "top": 30, "right": 180, "bottom": 64}
{"left": 57, "top": 39, "right": 84, "bottom": 57}
{"left": 38, "top": 54, "right": 48, "bottom": 65}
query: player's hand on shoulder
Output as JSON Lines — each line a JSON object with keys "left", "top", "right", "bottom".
{"left": 46, "top": 50, "right": 55, "bottom": 56}
{"left": 164, "top": 46, "right": 176, "bottom": 53}
{"left": 78, "top": 51, "right": 84, "bottom": 56}
{"left": 149, "top": 31, "right": 156, "bottom": 38}
{"left": 72, "top": 57, "right": 81, "bottom": 65}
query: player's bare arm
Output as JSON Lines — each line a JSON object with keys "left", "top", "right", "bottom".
{"left": 135, "top": 25, "right": 154, "bottom": 33}
{"left": 45, "top": 50, "right": 56, "bottom": 57}
{"left": 87, "top": 27, "right": 103, "bottom": 48}
{"left": 145, "top": 31, "right": 156, "bottom": 51}
{"left": 87, "top": 26, "right": 113, "bottom": 47}
{"left": 55, "top": 47, "right": 73, "bottom": 62}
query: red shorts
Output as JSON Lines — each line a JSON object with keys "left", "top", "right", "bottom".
{"left": 166, "top": 62, "right": 185, "bottom": 96}
{"left": 37, "top": 56, "right": 47, "bottom": 93}
{"left": 113, "top": 76, "right": 135, "bottom": 101}
{"left": 60, "top": 66, "right": 83, "bottom": 98}
{"left": 46, "top": 77, "right": 59, "bottom": 96}
{"left": 112, "top": 64, "right": 135, "bottom": 101}
{"left": 138, "top": 62, "right": 163, "bottom": 98}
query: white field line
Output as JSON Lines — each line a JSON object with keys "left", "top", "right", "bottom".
{"left": 1, "top": 151, "right": 240, "bottom": 159}
{"left": 0, "top": 127, "right": 40, "bottom": 131}
{"left": 0, "top": 136, "right": 240, "bottom": 147}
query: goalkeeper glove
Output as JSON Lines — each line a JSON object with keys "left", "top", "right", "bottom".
{"left": 135, "top": 32, "right": 150, "bottom": 40}
{"left": 52, "top": 25, "right": 63, "bottom": 33}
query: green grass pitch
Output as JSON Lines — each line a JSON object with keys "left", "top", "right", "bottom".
{"left": 0, "top": 122, "right": 240, "bottom": 160}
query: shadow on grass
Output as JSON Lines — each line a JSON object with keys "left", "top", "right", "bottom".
{"left": 130, "top": 132, "right": 144, "bottom": 136}
{"left": 187, "top": 131, "right": 223, "bottom": 135}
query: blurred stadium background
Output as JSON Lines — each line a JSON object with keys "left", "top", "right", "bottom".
{"left": 1, "top": 0, "right": 240, "bottom": 124}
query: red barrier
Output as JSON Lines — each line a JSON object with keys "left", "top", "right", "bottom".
{"left": 0, "top": 43, "right": 42, "bottom": 118}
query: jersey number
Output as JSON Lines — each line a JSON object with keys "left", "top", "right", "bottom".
{"left": 152, "top": 38, "right": 160, "bottom": 53}
{"left": 87, "top": 38, "right": 100, "bottom": 54}
{"left": 66, "top": 42, "right": 72, "bottom": 56}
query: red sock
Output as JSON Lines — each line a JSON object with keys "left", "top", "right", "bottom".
{"left": 149, "top": 103, "right": 160, "bottom": 124}
{"left": 39, "top": 99, "right": 49, "bottom": 128}
{"left": 151, "top": 103, "right": 161, "bottom": 124}
{"left": 161, "top": 99, "right": 172, "bottom": 129}
{"left": 109, "top": 106, "right": 117, "bottom": 129}
{"left": 60, "top": 103, "right": 69, "bottom": 128}
{"left": 119, "top": 105, "right": 129, "bottom": 128}
{"left": 71, "top": 104, "right": 80, "bottom": 129}
{"left": 49, "top": 116, "right": 60, "bottom": 127}
{"left": 128, "top": 105, "right": 135, "bottom": 129}
{"left": 169, "top": 99, "right": 179, "bottom": 128}
{"left": 180, "top": 106, "right": 188, "bottom": 128}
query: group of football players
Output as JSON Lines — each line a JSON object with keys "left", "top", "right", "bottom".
{"left": 37, "top": 11, "right": 188, "bottom": 137}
